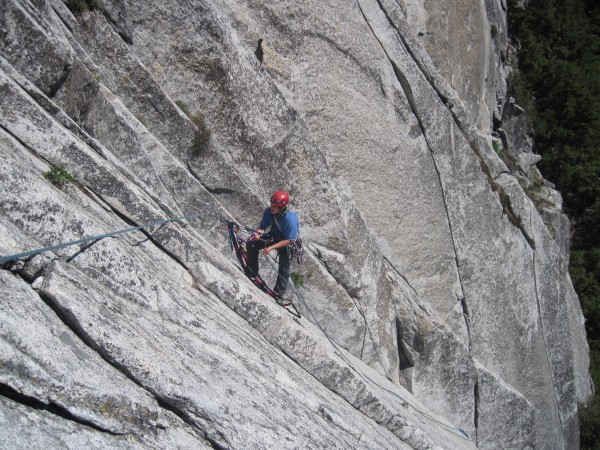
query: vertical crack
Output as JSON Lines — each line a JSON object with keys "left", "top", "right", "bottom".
{"left": 48, "top": 64, "right": 73, "bottom": 98}
{"left": 531, "top": 243, "right": 566, "bottom": 445}
{"left": 306, "top": 246, "right": 393, "bottom": 379}
{"left": 402, "top": 84, "right": 472, "bottom": 347}
{"left": 473, "top": 375, "right": 480, "bottom": 445}
{"left": 255, "top": 39, "right": 264, "bottom": 63}
{"left": 355, "top": 301, "right": 369, "bottom": 359}
{"left": 396, "top": 318, "right": 414, "bottom": 392}
{"left": 365, "top": 0, "right": 536, "bottom": 251}
{"left": 460, "top": 294, "right": 472, "bottom": 349}
{"left": 355, "top": 0, "right": 472, "bottom": 349}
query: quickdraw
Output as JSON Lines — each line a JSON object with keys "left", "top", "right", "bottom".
{"left": 290, "top": 237, "right": 303, "bottom": 265}
{"left": 224, "top": 220, "right": 301, "bottom": 318}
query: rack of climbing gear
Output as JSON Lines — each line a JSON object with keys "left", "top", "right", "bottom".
{"left": 290, "top": 236, "right": 303, "bottom": 265}
{"left": 224, "top": 220, "right": 301, "bottom": 318}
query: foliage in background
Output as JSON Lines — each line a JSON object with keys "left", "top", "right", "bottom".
{"left": 508, "top": 0, "right": 600, "bottom": 219}
{"left": 508, "top": 0, "right": 600, "bottom": 447}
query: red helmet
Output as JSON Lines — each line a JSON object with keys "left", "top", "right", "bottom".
{"left": 270, "top": 190, "right": 289, "bottom": 207}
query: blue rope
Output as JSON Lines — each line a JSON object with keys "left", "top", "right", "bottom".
{"left": 0, "top": 213, "right": 205, "bottom": 264}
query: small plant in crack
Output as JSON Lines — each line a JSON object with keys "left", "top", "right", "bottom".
{"left": 491, "top": 24, "right": 498, "bottom": 39}
{"left": 190, "top": 113, "right": 211, "bottom": 157}
{"left": 176, "top": 100, "right": 212, "bottom": 157}
{"left": 66, "top": 0, "right": 98, "bottom": 13}
{"left": 493, "top": 140, "right": 517, "bottom": 172}
{"left": 44, "top": 165, "right": 77, "bottom": 188}
{"left": 290, "top": 272, "right": 304, "bottom": 288}
{"left": 175, "top": 100, "right": 190, "bottom": 114}
{"left": 291, "top": 271, "right": 313, "bottom": 288}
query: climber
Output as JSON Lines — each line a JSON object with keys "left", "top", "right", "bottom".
{"left": 246, "top": 190, "right": 300, "bottom": 297}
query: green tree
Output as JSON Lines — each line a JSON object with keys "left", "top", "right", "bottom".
{"left": 508, "top": 0, "right": 600, "bottom": 446}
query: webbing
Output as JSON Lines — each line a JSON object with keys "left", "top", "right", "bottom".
{"left": 0, "top": 213, "right": 205, "bottom": 264}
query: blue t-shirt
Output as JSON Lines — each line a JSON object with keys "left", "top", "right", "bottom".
{"left": 259, "top": 208, "right": 299, "bottom": 242}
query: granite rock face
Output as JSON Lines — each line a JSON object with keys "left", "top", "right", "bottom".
{"left": 0, "top": 0, "right": 591, "bottom": 448}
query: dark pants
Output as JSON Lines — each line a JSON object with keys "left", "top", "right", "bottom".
{"left": 246, "top": 240, "right": 291, "bottom": 296}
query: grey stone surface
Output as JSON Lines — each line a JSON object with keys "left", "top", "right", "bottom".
{"left": 474, "top": 362, "right": 536, "bottom": 449}
{"left": 0, "top": 0, "right": 590, "bottom": 448}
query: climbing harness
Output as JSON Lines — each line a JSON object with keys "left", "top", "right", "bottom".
{"left": 224, "top": 220, "right": 301, "bottom": 318}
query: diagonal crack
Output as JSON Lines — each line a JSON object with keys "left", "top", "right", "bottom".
{"left": 81, "top": 187, "right": 191, "bottom": 271}
{"left": 0, "top": 382, "right": 123, "bottom": 435}
{"left": 98, "top": 6, "right": 134, "bottom": 46}
{"left": 35, "top": 284, "right": 225, "bottom": 448}
{"left": 364, "top": 0, "right": 536, "bottom": 251}
{"left": 383, "top": 257, "right": 418, "bottom": 297}
{"left": 357, "top": 15, "right": 472, "bottom": 347}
